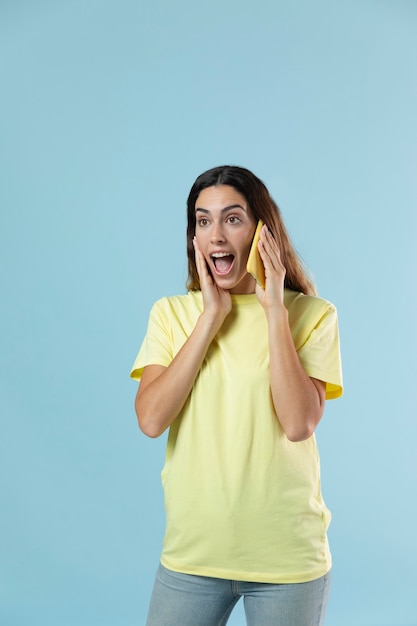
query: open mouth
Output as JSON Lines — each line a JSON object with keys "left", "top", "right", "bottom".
{"left": 211, "top": 253, "right": 235, "bottom": 275}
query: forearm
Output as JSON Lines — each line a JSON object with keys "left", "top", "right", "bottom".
{"left": 136, "top": 312, "right": 221, "bottom": 438}
{"left": 267, "top": 307, "right": 325, "bottom": 442}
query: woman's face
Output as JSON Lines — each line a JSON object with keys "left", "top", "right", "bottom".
{"left": 194, "top": 185, "right": 257, "bottom": 294}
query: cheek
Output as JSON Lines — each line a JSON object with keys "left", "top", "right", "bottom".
{"left": 195, "top": 231, "right": 211, "bottom": 260}
{"left": 242, "top": 232, "right": 255, "bottom": 254}
{"left": 194, "top": 232, "right": 205, "bottom": 248}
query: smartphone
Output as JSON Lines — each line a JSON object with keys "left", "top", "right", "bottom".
{"left": 246, "top": 220, "right": 265, "bottom": 289}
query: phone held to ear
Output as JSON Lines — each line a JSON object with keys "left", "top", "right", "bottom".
{"left": 246, "top": 220, "right": 265, "bottom": 289}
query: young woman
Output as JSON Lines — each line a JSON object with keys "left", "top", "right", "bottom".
{"left": 130, "top": 165, "right": 343, "bottom": 626}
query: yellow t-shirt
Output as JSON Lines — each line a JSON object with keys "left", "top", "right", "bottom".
{"left": 130, "top": 289, "right": 343, "bottom": 583}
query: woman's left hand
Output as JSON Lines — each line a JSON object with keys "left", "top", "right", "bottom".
{"left": 255, "top": 225, "right": 286, "bottom": 311}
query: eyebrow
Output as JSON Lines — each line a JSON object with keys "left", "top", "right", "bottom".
{"left": 195, "top": 204, "right": 247, "bottom": 214}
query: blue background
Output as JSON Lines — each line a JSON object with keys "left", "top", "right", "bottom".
{"left": 1, "top": 1, "right": 416, "bottom": 624}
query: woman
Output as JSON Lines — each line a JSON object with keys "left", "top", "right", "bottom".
{"left": 130, "top": 165, "right": 343, "bottom": 626}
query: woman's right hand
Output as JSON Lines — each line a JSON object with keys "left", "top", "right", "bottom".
{"left": 136, "top": 241, "right": 232, "bottom": 438}
{"left": 193, "top": 236, "right": 232, "bottom": 328}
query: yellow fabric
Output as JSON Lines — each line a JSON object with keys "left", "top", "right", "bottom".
{"left": 130, "top": 289, "right": 343, "bottom": 583}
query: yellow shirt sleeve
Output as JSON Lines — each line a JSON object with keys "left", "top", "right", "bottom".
{"left": 295, "top": 301, "right": 343, "bottom": 400}
{"left": 130, "top": 298, "right": 173, "bottom": 381}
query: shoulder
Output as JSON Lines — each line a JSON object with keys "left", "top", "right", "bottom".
{"left": 284, "top": 289, "right": 336, "bottom": 320}
{"left": 150, "top": 291, "right": 203, "bottom": 320}
{"left": 155, "top": 290, "right": 203, "bottom": 309}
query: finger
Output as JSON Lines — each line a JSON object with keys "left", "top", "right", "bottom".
{"left": 259, "top": 228, "right": 284, "bottom": 271}
{"left": 194, "top": 237, "right": 212, "bottom": 285}
{"left": 193, "top": 237, "right": 205, "bottom": 279}
{"left": 258, "top": 235, "right": 279, "bottom": 272}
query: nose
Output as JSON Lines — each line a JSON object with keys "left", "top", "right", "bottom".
{"left": 210, "top": 222, "right": 226, "bottom": 243}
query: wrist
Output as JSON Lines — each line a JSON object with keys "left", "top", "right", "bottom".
{"left": 264, "top": 302, "right": 289, "bottom": 325}
{"left": 198, "top": 310, "right": 225, "bottom": 337}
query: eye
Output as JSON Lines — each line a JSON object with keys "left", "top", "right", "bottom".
{"left": 227, "top": 215, "right": 241, "bottom": 225}
{"left": 197, "top": 217, "right": 209, "bottom": 227}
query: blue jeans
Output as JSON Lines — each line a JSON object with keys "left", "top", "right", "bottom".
{"left": 146, "top": 563, "right": 331, "bottom": 626}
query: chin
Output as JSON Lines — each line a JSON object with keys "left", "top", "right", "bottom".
{"left": 216, "top": 274, "right": 255, "bottom": 295}
{"left": 213, "top": 275, "right": 234, "bottom": 289}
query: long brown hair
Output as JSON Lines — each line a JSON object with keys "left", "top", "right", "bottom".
{"left": 186, "top": 165, "right": 316, "bottom": 296}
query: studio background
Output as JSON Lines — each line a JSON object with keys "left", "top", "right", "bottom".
{"left": 1, "top": 1, "right": 416, "bottom": 625}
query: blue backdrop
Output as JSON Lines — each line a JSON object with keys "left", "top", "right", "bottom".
{"left": 1, "top": 1, "right": 416, "bottom": 624}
